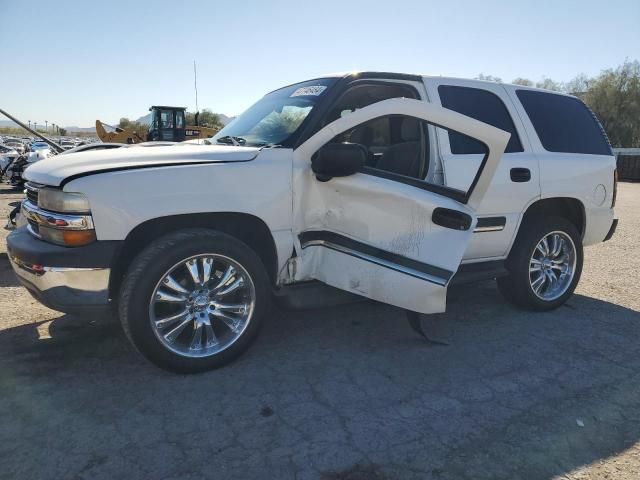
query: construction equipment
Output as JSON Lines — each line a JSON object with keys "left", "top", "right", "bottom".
{"left": 96, "top": 106, "right": 219, "bottom": 144}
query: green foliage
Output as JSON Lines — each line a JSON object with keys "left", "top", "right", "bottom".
{"left": 512, "top": 78, "right": 534, "bottom": 87}
{"left": 186, "top": 109, "right": 224, "bottom": 129}
{"left": 58, "top": 128, "right": 67, "bottom": 136}
{"left": 582, "top": 60, "right": 640, "bottom": 147}
{"left": 476, "top": 74, "right": 503, "bottom": 83}
{"left": 118, "top": 117, "right": 148, "bottom": 135}
{"left": 535, "top": 77, "right": 563, "bottom": 92}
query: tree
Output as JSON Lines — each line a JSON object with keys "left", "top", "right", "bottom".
{"left": 564, "top": 73, "right": 591, "bottom": 96}
{"left": 476, "top": 74, "right": 503, "bottom": 83}
{"left": 582, "top": 60, "right": 640, "bottom": 147}
{"left": 118, "top": 117, "right": 133, "bottom": 129}
{"left": 186, "top": 109, "right": 224, "bottom": 129}
{"left": 512, "top": 77, "right": 534, "bottom": 87}
{"left": 118, "top": 117, "right": 148, "bottom": 135}
{"left": 59, "top": 128, "right": 67, "bottom": 136}
{"left": 535, "top": 77, "right": 563, "bottom": 91}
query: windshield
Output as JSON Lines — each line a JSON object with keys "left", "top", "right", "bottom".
{"left": 212, "top": 77, "right": 337, "bottom": 147}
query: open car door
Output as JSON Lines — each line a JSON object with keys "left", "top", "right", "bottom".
{"left": 292, "top": 98, "right": 510, "bottom": 314}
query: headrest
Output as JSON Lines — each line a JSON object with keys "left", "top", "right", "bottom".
{"left": 401, "top": 118, "right": 420, "bottom": 141}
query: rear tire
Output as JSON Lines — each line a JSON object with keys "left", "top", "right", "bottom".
{"left": 497, "top": 216, "right": 583, "bottom": 311}
{"left": 119, "top": 229, "right": 271, "bottom": 373}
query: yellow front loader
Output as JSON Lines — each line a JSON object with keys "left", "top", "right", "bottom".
{"left": 96, "top": 106, "right": 220, "bottom": 144}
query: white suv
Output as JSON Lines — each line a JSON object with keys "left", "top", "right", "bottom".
{"left": 8, "top": 72, "right": 618, "bottom": 373}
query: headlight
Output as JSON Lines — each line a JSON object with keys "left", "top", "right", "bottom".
{"left": 38, "top": 188, "right": 91, "bottom": 213}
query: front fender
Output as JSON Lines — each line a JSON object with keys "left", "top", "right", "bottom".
{"left": 64, "top": 149, "right": 293, "bottom": 241}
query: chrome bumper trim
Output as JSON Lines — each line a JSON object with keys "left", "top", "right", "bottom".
{"left": 21, "top": 200, "right": 94, "bottom": 230}
{"left": 9, "top": 253, "right": 110, "bottom": 312}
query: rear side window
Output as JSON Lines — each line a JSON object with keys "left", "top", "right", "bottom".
{"left": 438, "top": 85, "right": 523, "bottom": 154}
{"left": 516, "top": 90, "right": 612, "bottom": 155}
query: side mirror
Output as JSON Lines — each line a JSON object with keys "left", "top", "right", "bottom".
{"left": 311, "top": 143, "right": 367, "bottom": 182}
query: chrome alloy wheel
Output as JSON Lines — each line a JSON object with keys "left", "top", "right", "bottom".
{"left": 529, "top": 231, "right": 577, "bottom": 301}
{"left": 149, "top": 254, "right": 256, "bottom": 358}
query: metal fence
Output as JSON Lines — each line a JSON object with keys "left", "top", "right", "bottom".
{"left": 614, "top": 148, "right": 640, "bottom": 181}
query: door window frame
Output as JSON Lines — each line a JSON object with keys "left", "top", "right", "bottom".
{"left": 426, "top": 80, "right": 532, "bottom": 157}
{"left": 322, "top": 112, "right": 488, "bottom": 205}
{"left": 292, "top": 73, "right": 425, "bottom": 149}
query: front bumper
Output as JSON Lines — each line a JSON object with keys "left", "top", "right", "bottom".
{"left": 7, "top": 227, "right": 121, "bottom": 315}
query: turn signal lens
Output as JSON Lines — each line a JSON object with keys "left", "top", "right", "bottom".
{"left": 62, "top": 230, "right": 97, "bottom": 247}
{"left": 38, "top": 226, "right": 96, "bottom": 247}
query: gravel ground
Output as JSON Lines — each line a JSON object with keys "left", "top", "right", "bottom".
{"left": 0, "top": 183, "right": 639, "bottom": 480}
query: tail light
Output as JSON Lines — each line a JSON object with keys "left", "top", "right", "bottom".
{"left": 612, "top": 169, "right": 618, "bottom": 208}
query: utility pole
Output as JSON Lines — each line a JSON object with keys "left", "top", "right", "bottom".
{"left": 28, "top": 120, "right": 31, "bottom": 129}
{"left": 45, "top": 120, "right": 48, "bottom": 132}
{"left": 34, "top": 122, "right": 38, "bottom": 131}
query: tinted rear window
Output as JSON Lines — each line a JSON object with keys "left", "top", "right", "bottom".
{"left": 516, "top": 90, "right": 612, "bottom": 155}
{"left": 438, "top": 85, "right": 523, "bottom": 154}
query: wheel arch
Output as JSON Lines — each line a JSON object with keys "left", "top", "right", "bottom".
{"left": 520, "top": 197, "right": 586, "bottom": 238}
{"left": 109, "top": 212, "right": 279, "bottom": 299}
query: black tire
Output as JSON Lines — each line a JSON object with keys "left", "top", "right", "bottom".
{"left": 497, "top": 216, "right": 583, "bottom": 311}
{"left": 119, "top": 229, "right": 271, "bottom": 373}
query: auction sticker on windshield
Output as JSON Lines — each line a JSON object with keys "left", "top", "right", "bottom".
{"left": 290, "top": 86, "right": 327, "bottom": 97}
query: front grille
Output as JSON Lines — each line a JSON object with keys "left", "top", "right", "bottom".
{"left": 25, "top": 182, "right": 40, "bottom": 205}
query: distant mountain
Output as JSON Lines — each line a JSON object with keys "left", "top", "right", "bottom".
{"left": 135, "top": 113, "right": 152, "bottom": 125}
{"left": 218, "top": 114, "right": 235, "bottom": 125}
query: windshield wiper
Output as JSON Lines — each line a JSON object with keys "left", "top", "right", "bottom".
{"left": 255, "top": 142, "right": 282, "bottom": 149}
{"left": 216, "top": 136, "right": 246, "bottom": 146}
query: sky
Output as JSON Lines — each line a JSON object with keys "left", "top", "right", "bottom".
{"left": 1, "top": 0, "right": 639, "bottom": 127}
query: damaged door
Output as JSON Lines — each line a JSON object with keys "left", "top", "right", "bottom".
{"left": 292, "top": 98, "right": 510, "bottom": 314}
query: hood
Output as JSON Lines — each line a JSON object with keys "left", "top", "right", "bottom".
{"left": 24, "top": 144, "right": 261, "bottom": 187}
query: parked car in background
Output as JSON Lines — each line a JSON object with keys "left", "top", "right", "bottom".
{"left": 7, "top": 72, "right": 617, "bottom": 373}
{"left": 0, "top": 144, "right": 20, "bottom": 175}
{"left": 30, "top": 141, "right": 50, "bottom": 151}
{"left": 3, "top": 139, "right": 26, "bottom": 155}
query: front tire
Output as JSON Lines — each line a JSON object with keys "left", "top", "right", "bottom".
{"left": 119, "top": 229, "right": 271, "bottom": 373}
{"left": 497, "top": 216, "right": 583, "bottom": 311}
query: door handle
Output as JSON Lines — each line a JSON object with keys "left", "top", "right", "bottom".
{"left": 510, "top": 167, "right": 531, "bottom": 182}
{"left": 432, "top": 208, "right": 472, "bottom": 231}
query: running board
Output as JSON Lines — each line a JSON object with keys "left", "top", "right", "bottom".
{"left": 451, "top": 260, "right": 508, "bottom": 285}
{"left": 275, "top": 261, "right": 508, "bottom": 310}
{"left": 273, "top": 281, "right": 366, "bottom": 310}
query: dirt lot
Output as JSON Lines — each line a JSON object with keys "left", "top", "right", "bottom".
{"left": 0, "top": 183, "right": 639, "bottom": 480}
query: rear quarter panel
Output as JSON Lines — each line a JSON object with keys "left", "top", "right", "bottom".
{"left": 538, "top": 152, "right": 616, "bottom": 245}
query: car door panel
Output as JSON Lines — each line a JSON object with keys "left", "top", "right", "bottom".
{"left": 292, "top": 98, "right": 510, "bottom": 313}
